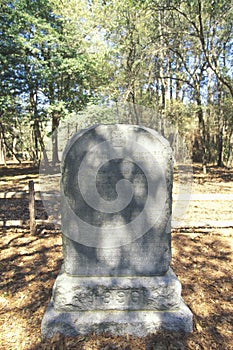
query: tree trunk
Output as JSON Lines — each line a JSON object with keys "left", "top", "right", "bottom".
{"left": 0, "top": 121, "right": 21, "bottom": 163}
{"left": 52, "top": 113, "right": 60, "bottom": 166}
{"left": 196, "top": 94, "right": 207, "bottom": 173}
{"left": 206, "top": 67, "right": 213, "bottom": 163}
{"left": 227, "top": 133, "right": 233, "bottom": 169}
{"left": 216, "top": 81, "right": 225, "bottom": 167}
{"left": 0, "top": 130, "right": 6, "bottom": 165}
{"left": 29, "top": 180, "right": 36, "bottom": 235}
{"left": 34, "top": 120, "right": 49, "bottom": 167}
{"left": 217, "top": 124, "right": 224, "bottom": 167}
{"left": 33, "top": 122, "right": 39, "bottom": 162}
{"left": 12, "top": 136, "right": 18, "bottom": 162}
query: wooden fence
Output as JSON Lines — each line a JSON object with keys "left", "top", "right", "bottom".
{"left": 0, "top": 181, "right": 233, "bottom": 233}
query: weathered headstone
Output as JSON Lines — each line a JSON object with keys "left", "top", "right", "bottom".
{"left": 41, "top": 124, "right": 193, "bottom": 337}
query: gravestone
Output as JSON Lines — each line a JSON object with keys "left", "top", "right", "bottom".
{"left": 41, "top": 124, "right": 193, "bottom": 337}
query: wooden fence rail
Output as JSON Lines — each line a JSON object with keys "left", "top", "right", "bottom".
{"left": 0, "top": 181, "right": 233, "bottom": 230}
{"left": 1, "top": 191, "right": 233, "bottom": 201}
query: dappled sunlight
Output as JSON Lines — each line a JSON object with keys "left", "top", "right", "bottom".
{"left": 0, "top": 225, "right": 232, "bottom": 349}
{"left": 171, "top": 229, "right": 233, "bottom": 349}
{"left": 0, "top": 164, "right": 233, "bottom": 348}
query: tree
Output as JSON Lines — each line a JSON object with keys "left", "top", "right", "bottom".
{"left": 0, "top": 0, "right": 100, "bottom": 164}
{"left": 1, "top": 0, "right": 232, "bottom": 168}
{"left": 147, "top": 0, "right": 233, "bottom": 168}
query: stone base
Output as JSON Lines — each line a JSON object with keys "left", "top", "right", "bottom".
{"left": 41, "top": 268, "right": 193, "bottom": 338}
{"left": 51, "top": 268, "right": 182, "bottom": 311}
{"left": 41, "top": 300, "right": 192, "bottom": 338}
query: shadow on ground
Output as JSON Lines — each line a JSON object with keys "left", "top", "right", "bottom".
{"left": 0, "top": 224, "right": 232, "bottom": 349}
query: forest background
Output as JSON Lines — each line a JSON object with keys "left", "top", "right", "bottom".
{"left": 0, "top": 0, "right": 232, "bottom": 170}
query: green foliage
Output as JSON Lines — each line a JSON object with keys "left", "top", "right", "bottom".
{"left": 0, "top": 0, "right": 232, "bottom": 166}
{"left": 0, "top": 0, "right": 102, "bottom": 161}
{"left": 67, "top": 104, "right": 119, "bottom": 130}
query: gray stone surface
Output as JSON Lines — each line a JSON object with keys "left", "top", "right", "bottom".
{"left": 41, "top": 299, "right": 193, "bottom": 338}
{"left": 52, "top": 268, "right": 181, "bottom": 311}
{"left": 41, "top": 124, "right": 193, "bottom": 338}
{"left": 61, "top": 124, "right": 173, "bottom": 275}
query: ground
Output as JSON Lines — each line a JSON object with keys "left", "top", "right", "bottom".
{"left": 0, "top": 163, "right": 232, "bottom": 349}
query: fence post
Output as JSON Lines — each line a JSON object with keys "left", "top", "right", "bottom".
{"left": 29, "top": 180, "right": 36, "bottom": 234}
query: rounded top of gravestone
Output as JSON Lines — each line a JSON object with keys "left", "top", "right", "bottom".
{"left": 61, "top": 124, "right": 173, "bottom": 248}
